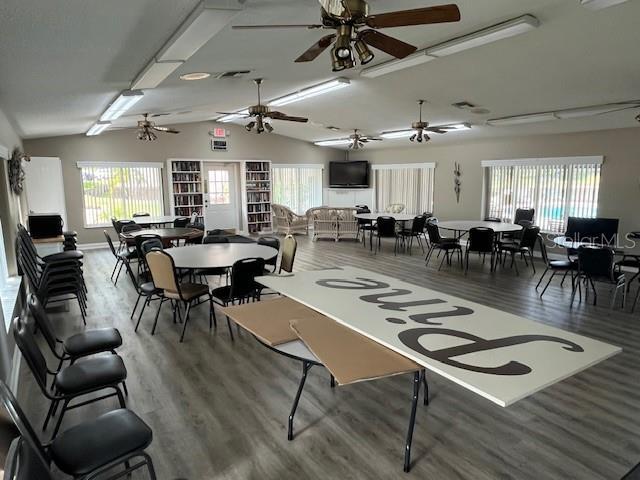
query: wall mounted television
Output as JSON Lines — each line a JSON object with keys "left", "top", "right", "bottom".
{"left": 329, "top": 161, "right": 370, "bottom": 188}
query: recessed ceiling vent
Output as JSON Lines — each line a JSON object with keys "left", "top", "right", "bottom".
{"left": 215, "top": 70, "right": 251, "bottom": 79}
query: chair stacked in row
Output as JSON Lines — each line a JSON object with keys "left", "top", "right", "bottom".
{"left": 16, "top": 224, "right": 88, "bottom": 322}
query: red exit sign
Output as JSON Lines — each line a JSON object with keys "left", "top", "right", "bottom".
{"left": 212, "top": 128, "right": 226, "bottom": 138}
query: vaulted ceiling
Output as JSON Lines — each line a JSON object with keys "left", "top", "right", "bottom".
{"left": 1, "top": 0, "right": 639, "bottom": 148}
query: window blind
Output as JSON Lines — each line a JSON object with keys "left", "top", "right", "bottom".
{"left": 373, "top": 164, "right": 434, "bottom": 215}
{"left": 485, "top": 160, "right": 602, "bottom": 233}
{"left": 79, "top": 164, "right": 164, "bottom": 227}
{"left": 272, "top": 165, "right": 323, "bottom": 215}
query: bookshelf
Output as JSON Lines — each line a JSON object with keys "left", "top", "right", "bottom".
{"left": 245, "top": 161, "right": 272, "bottom": 234}
{"left": 169, "top": 160, "right": 204, "bottom": 222}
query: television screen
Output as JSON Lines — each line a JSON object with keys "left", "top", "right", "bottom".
{"left": 329, "top": 161, "right": 369, "bottom": 188}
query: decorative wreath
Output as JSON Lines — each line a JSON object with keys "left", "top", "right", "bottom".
{"left": 8, "top": 147, "right": 30, "bottom": 195}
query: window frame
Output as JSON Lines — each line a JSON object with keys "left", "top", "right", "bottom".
{"left": 272, "top": 163, "right": 324, "bottom": 215}
{"left": 77, "top": 161, "right": 165, "bottom": 228}
{"left": 481, "top": 156, "right": 604, "bottom": 234}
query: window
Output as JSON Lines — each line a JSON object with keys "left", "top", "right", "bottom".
{"left": 207, "top": 169, "right": 230, "bottom": 205}
{"left": 272, "top": 165, "right": 323, "bottom": 214}
{"left": 483, "top": 157, "right": 603, "bottom": 233}
{"left": 373, "top": 163, "right": 435, "bottom": 214}
{"left": 78, "top": 162, "right": 164, "bottom": 227}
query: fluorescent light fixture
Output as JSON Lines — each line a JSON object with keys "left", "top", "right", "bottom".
{"left": 580, "top": 0, "right": 629, "bottom": 10}
{"left": 100, "top": 90, "right": 144, "bottom": 121}
{"left": 487, "top": 112, "right": 558, "bottom": 126}
{"left": 86, "top": 121, "right": 111, "bottom": 136}
{"left": 131, "top": 60, "right": 183, "bottom": 89}
{"left": 427, "top": 15, "right": 540, "bottom": 57}
{"left": 157, "top": 0, "right": 243, "bottom": 62}
{"left": 554, "top": 102, "right": 640, "bottom": 119}
{"left": 314, "top": 139, "right": 352, "bottom": 147}
{"left": 380, "top": 130, "right": 414, "bottom": 139}
{"left": 442, "top": 123, "right": 472, "bottom": 130}
{"left": 361, "top": 50, "right": 436, "bottom": 78}
{"left": 269, "top": 78, "right": 350, "bottom": 107}
{"left": 180, "top": 72, "right": 212, "bottom": 81}
{"left": 216, "top": 109, "right": 249, "bottom": 123}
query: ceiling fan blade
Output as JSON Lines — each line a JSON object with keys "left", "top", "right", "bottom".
{"left": 295, "top": 34, "right": 336, "bottom": 62}
{"left": 153, "top": 126, "right": 180, "bottom": 134}
{"left": 216, "top": 112, "right": 250, "bottom": 117}
{"left": 269, "top": 112, "right": 309, "bottom": 123}
{"left": 365, "top": 4, "right": 461, "bottom": 29}
{"left": 233, "top": 24, "right": 324, "bottom": 30}
{"left": 426, "top": 128, "right": 448, "bottom": 134}
{"left": 359, "top": 30, "right": 417, "bottom": 59}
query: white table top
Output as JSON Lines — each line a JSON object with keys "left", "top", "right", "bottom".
{"left": 132, "top": 215, "right": 180, "bottom": 225}
{"left": 437, "top": 220, "right": 522, "bottom": 233}
{"left": 553, "top": 236, "right": 640, "bottom": 257}
{"left": 257, "top": 266, "right": 620, "bottom": 407}
{"left": 354, "top": 213, "right": 418, "bottom": 222}
{"left": 166, "top": 243, "right": 278, "bottom": 269}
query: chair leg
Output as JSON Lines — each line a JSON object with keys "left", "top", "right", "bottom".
{"left": 131, "top": 293, "right": 142, "bottom": 320}
{"left": 536, "top": 268, "right": 549, "bottom": 289}
{"left": 464, "top": 249, "right": 469, "bottom": 275}
{"left": 438, "top": 251, "right": 448, "bottom": 271}
{"left": 540, "top": 271, "right": 558, "bottom": 298}
{"left": 135, "top": 297, "right": 150, "bottom": 332}
{"left": 226, "top": 315, "right": 235, "bottom": 342}
{"left": 151, "top": 298, "right": 165, "bottom": 335}
{"left": 179, "top": 301, "right": 192, "bottom": 343}
{"left": 632, "top": 283, "right": 640, "bottom": 312}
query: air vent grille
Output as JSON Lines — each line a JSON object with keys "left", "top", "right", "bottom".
{"left": 215, "top": 70, "right": 252, "bottom": 79}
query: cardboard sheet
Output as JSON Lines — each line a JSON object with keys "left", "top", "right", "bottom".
{"left": 221, "top": 297, "right": 325, "bottom": 346}
{"left": 290, "top": 316, "right": 421, "bottom": 386}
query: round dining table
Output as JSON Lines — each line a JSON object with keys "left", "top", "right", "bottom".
{"left": 132, "top": 215, "right": 180, "bottom": 226}
{"left": 121, "top": 228, "right": 202, "bottom": 247}
{"left": 553, "top": 236, "right": 640, "bottom": 257}
{"left": 166, "top": 243, "right": 278, "bottom": 269}
{"left": 354, "top": 213, "right": 419, "bottom": 251}
{"left": 436, "top": 220, "right": 523, "bottom": 235}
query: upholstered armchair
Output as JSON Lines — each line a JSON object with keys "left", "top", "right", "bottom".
{"left": 309, "top": 207, "right": 338, "bottom": 241}
{"left": 337, "top": 209, "right": 359, "bottom": 241}
{"left": 272, "top": 204, "right": 309, "bottom": 235}
{"left": 385, "top": 203, "right": 406, "bottom": 214}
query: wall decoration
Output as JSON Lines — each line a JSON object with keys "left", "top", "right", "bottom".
{"left": 453, "top": 162, "right": 462, "bottom": 203}
{"left": 8, "top": 147, "right": 30, "bottom": 195}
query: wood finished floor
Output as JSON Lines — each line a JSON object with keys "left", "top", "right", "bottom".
{"left": 18, "top": 236, "right": 640, "bottom": 480}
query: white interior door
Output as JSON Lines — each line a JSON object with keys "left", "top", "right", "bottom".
{"left": 203, "top": 163, "right": 240, "bottom": 231}
{"left": 24, "top": 157, "right": 67, "bottom": 226}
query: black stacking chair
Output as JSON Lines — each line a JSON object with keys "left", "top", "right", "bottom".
{"left": 258, "top": 236, "right": 280, "bottom": 272}
{"left": 0, "top": 380, "right": 157, "bottom": 480}
{"left": 502, "top": 209, "right": 535, "bottom": 241}
{"left": 536, "top": 236, "right": 577, "bottom": 298}
{"left": 571, "top": 246, "right": 626, "bottom": 308}
{"left": 134, "top": 234, "right": 162, "bottom": 276}
{"left": 185, "top": 221, "right": 205, "bottom": 245}
{"left": 374, "top": 216, "right": 400, "bottom": 255}
{"left": 28, "top": 294, "right": 122, "bottom": 373}
{"left": 213, "top": 257, "right": 266, "bottom": 341}
{"left": 173, "top": 217, "right": 190, "bottom": 228}
{"left": 104, "top": 230, "right": 135, "bottom": 285}
{"left": 498, "top": 226, "right": 540, "bottom": 275}
{"left": 355, "top": 206, "right": 373, "bottom": 247}
{"left": 425, "top": 222, "right": 462, "bottom": 270}
{"left": 195, "top": 235, "right": 230, "bottom": 284}
{"left": 401, "top": 215, "right": 428, "bottom": 255}
{"left": 132, "top": 212, "right": 150, "bottom": 217}
{"left": 123, "top": 254, "right": 163, "bottom": 332}
{"left": 464, "top": 227, "right": 496, "bottom": 274}
{"left": 12, "top": 316, "right": 127, "bottom": 438}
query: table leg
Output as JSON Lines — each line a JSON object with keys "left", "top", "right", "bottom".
{"left": 404, "top": 371, "right": 421, "bottom": 472}
{"left": 288, "top": 361, "right": 312, "bottom": 441}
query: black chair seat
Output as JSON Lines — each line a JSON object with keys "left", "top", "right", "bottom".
{"left": 119, "top": 249, "right": 138, "bottom": 260}
{"left": 43, "top": 250, "right": 83, "bottom": 262}
{"left": 64, "top": 328, "right": 122, "bottom": 357}
{"left": 140, "top": 282, "right": 160, "bottom": 295}
{"left": 55, "top": 355, "right": 126, "bottom": 394}
{"left": 438, "top": 242, "right": 461, "bottom": 250}
{"left": 211, "top": 285, "right": 232, "bottom": 302}
{"left": 50, "top": 408, "right": 152, "bottom": 477}
{"left": 195, "top": 267, "right": 228, "bottom": 276}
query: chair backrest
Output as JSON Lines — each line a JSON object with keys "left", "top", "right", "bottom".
{"left": 190, "top": 212, "right": 199, "bottom": 223}
{"left": 376, "top": 217, "right": 396, "bottom": 237}
{"left": 514, "top": 208, "right": 535, "bottom": 223}
{"left": 186, "top": 221, "right": 205, "bottom": 231}
{"left": 134, "top": 234, "right": 161, "bottom": 260}
{"left": 121, "top": 224, "right": 142, "bottom": 234}
{"left": 426, "top": 217, "right": 438, "bottom": 225}
{"left": 468, "top": 227, "right": 495, "bottom": 253}
{"left": 411, "top": 216, "right": 427, "bottom": 234}
{"left": 174, "top": 217, "right": 189, "bottom": 228}
{"left": 578, "top": 246, "right": 615, "bottom": 278}
{"left": 258, "top": 236, "right": 280, "bottom": 250}
{"left": 230, "top": 258, "right": 266, "bottom": 298}
{"left": 141, "top": 238, "right": 163, "bottom": 256}
{"left": 27, "top": 294, "right": 59, "bottom": 355}
{"left": 425, "top": 222, "right": 442, "bottom": 243}
{"left": 203, "top": 235, "right": 230, "bottom": 244}
{"left": 146, "top": 251, "right": 180, "bottom": 294}
{"left": 132, "top": 212, "right": 150, "bottom": 217}
{"left": 114, "top": 219, "right": 135, "bottom": 233}
{"left": 4, "top": 436, "right": 54, "bottom": 480}
{"left": 11, "top": 317, "right": 49, "bottom": 392}
{"left": 104, "top": 230, "right": 118, "bottom": 257}
{"left": 384, "top": 204, "right": 405, "bottom": 214}
{"left": 0, "top": 381, "right": 52, "bottom": 475}
{"left": 280, "top": 234, "right": 297, "bottom": 273}
{"left": 519, "top": 226, "right": 541, "bottom": 249}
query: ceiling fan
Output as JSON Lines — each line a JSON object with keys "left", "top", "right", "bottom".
{"left": 348, "top": 129, "right": 382, "bottom": 149}
{"left": 217, "top": 79, "right": 308, "bottom": 134}
{"left": 232, "top": 0, "right": 461, "bottom": 72}
{"left": 407, "top": 100, "right": 450, "bottom": 143}
{"left": 137, "top": 114, "right": 180, "bottom": 141}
